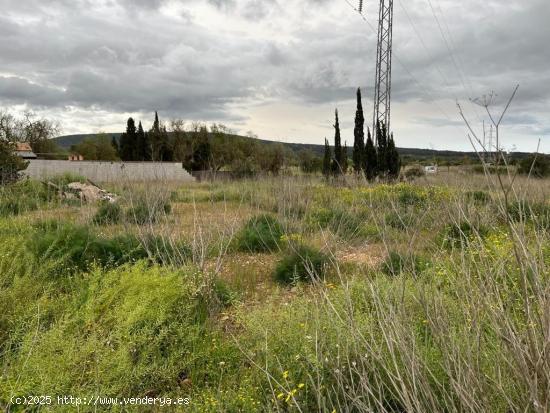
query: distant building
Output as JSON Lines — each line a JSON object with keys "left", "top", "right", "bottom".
{"left": 68, "top": 153, "right": 84, "bottom": 161}
{"left": 424, "top": 165, "right": 438, "bottom": 174}
{"left": 14, "top": 143, "right": 37, "bottom": 159}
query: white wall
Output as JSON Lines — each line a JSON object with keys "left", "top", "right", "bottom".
{"left": 25, "top": 160, "right": 195, "bottom": 183}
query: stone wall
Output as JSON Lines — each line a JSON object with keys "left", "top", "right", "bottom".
{"left": 25, "top": 160, "right": 195, "bottom": 183}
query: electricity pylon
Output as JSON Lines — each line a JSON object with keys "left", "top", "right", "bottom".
{"left": 372, "top": 0, "right": 394, "bottom": 142}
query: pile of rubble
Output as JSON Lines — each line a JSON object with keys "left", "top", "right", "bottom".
{"left": 45, "top": 181, "right": 117, "bottom": 203}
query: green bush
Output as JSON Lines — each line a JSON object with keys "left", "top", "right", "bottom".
{"left": 0, "top": 263, "right": 240, "bottom": 398}
{"left": 92, "top": 202, "right": 122, "bottom": 225}
{"left": 234, "top": 214, "right": 284, "bottom": 253}
{"left": 404, "top": 164, "right": 425, "bottom": 180}
{"left": 506, "top": 201, "right": 550, "bottom": 228}
{"left": 518, "top": 155, "right": 550, "bottom": 178}
{"left": 27, "top": 222, "right": 146, "bottom": 273}
{"left": 382, "top": 251, "right": 429, "bottom": 276}
{"left": 48, "top": 172, "right": 88, "bottom": 187}
{"left": 442, "top": 221, "right": 488, "bottom": 248}
{"left": 140, "top": 234, "right": 192, "bottom": 266}
{"left": 385, "top": 211, "right": 415, "bottom": 230}
{"left": 397, "top": 187, "right": 426, "bottom": 207}
{"left": 126, "top": 199, "right": 171, "bottom": 225}
{"left": 466, "top": 190, "right": 491, "bottom": 204}
{"left": 307, "top": 207, "right": 372, "bottom": 239}
{"left": 274, "top": 244, "right": 330, "bottom": 284}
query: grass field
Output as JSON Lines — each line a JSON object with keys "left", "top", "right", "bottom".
{"left": 1, "top": 170, "right": 549, "bottom": 412}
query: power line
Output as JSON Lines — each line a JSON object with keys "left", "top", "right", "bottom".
{"left": 343, "top": 0, "right": 456, "bottom": 123}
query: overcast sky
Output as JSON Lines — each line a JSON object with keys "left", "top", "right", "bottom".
{"left": 0, "top": 0, "right": 548, "bottom": 151}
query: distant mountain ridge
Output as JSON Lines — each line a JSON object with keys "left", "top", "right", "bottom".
{"left": 53, "top": 133, "right": 533, "bottom": 162}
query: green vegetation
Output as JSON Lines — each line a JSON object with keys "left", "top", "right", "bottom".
{"left": 234, "top": 214, "right": 284, "bottom": 253}
{"left": 273, "top": 243, "right": 330, "bottom": 284}
{"left": 1, "top": 172, "right": 549, "bottom": 412}
{"left": 93, "top": 201, "right": 123, "bottom": 225}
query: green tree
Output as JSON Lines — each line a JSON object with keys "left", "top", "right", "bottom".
{"left": 73, "top": 134, "right": 119, "bottom": 161}
{"left": 353, "top": 88, "right": 365, "bottom": 174}
{"left": 0, "top": 140, "right": 28, "bottom": 184}
{"left": 376, "top": 121, "right": 388, "bottom": 177}
{"left": 191, "top": 126, "right": 212, "bottom": 171}
{"left": 119, "top": 118, "right": 136, "bottom": 161}
{"left": 322, "top": 138, "right": 331, "bottom": 179}
{"left": 111, "top": 136, "right": 119, "bottom": 157}
{"left": 343, "top": 141, "right": 349, "bottom": 174}
{"left": 150, "top": 111, "right": 163, "bottom": 161}
{"left": 387, "top": 132, "right": 401, "bottom": 179}
{"left": 299, "top": 149, "right": 322, "bottom": 174}
{"left": 332, "top": 109, "right": 344, "bottom": 175}
{"left": 518, "top": 154, "right": 550, "bottom": 178}
{"left": 135, "top": 121, "right": 152, "bottom": 161}
{"left": 364, "top": 127, "right": 377, "bottom": 181}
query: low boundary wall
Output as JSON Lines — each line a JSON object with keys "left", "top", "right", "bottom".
{"left": 25, "top": 160, "right": 195, "bottom": 183}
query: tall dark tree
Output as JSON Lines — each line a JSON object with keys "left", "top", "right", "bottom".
{"left": 136, "top": 121, "right": 151, "bottom": 161}
{"left": 376, "top": 121, "right": 388, "bottom": 177}
{"left": 332, "top": 109, "right": 344, "bottom": 175}
{"left": 387, "top": 132, "right": 401, "bottom": 179}
{"left": 353, "top": 88, "right": 365, "bottom": 173}
{"left": 159, "top": 125, "right": 174, "bottom": 161}
{"left": 119, "top": 117, "right": 136, "bottom": 161}
{"left": 150, "top": 111, "right": 162, "bottom": 161}
{"left": 364, "top": 127, "right": 377, "bottom": 181}
{"left": 322, "top": 138, "right": 331, "bottom": 179}
{"left": 111, "top": 135, "right": 119, "bottom": 157}
{"left": 191, "top": 126, "right": 212, "bottom": 171}
{"left": 343, "top": 141, "right": 349, "bottom": 174}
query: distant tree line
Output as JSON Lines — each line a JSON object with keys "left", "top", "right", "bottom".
{"left": 323, "top": 88, "right": 401, "bottom": 181}
{"left": 110, "top": 112, "right": 295, "bottom": 175}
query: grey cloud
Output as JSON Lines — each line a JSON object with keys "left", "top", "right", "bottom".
{"left": 0, "top": 0, "right": 548, "bottom": 150}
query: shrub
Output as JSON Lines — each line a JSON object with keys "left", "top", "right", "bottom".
{"left": 234, "top": 214, "right": 284, "bottom": 253}
{"left": 307, "top": 207, "right": 371, "bottom": 239}
{"left": 518, "top": 154, "right": 550, "bottom": 178}
{"left": 442, "top": 221, "right": 488, "bottom": 248}
{"left": 0, "top": 263, "right": 240, "bottom": 397}
{"left": 466, "top": 190, "right": 491, "bottom": 204}
{"left": 397, "top": 187, "right": 426, "bottom": 207}
{"left": 27, "top": 222, "right": 146, "bottom": 273}
{"left": 140, "top": 235, "right": 192, "bottom": 266}
{"left": 48, "top": 172, "right": 88, "bottom": 187}
{"left": 382, "top": 251, "right": 429, "bottom": 276}
{"left": 404, "top": 164, "right": 425, "bottom": 180}
{"left": 274, "top": 244, "right": 330, "bottom": 284}
{"left": 126, "top": 199, "right": 171, "bottom": 225}
{"left": 506, "top": 201, "right": 550, "bottom": 228}
{"left": 385, "top": 211, "right": 415, "bottom": 230}
{"left": 93, "top": 202, "right": 122, "bottom": 225}
{"left": 0, "top": 140, "right": 28, "bottom": 185}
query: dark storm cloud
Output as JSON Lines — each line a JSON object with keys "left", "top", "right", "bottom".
{"left": 0, "top": 0, "right": 548, "bottom": 147}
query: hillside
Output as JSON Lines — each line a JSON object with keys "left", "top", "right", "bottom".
{"left": 53, "top": 133, "right": 533, "bottom": 163}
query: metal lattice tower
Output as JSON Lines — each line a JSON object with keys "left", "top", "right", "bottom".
{"left": 372, "top": 0, "right": 394, "bottom": 142}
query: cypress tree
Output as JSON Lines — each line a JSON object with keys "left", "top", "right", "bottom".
{"left": 343, "top": 141, "right": 349, "bottom": 174}
{"left": 322, "top": 138, "right": 331, "bottom": 179}
{"left": 332, "top": 109, "right": 343, "bottom": 175}
{"left": 136, "top": 121, "right": 152, "bottom": 161}
{"left": 353, "top": 88, "right": 365, "bottom": 174}
{"left": 160, "top": 125, "right": 173, "bottom": 161}
{"left": 376, "top": 120, "right": 388, "bottom": 177}
{"left": 119, "top": 117, "right": 136, "bottom": 161}
{"left": 364, "top": 127, "right": 377, "bottom": 181}
{"left": 387, "top": 132, "right": 401, "bottom": 179}
{"left": 150, "top": 111, "right": 161, "bottom": 161}
{"left": 192, "top": 126, "right": 211, "bottom": 171}
{"left": 111, "top": 135, "right": 119, "bottom": 157}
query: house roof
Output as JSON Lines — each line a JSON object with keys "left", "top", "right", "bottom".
{"left": 15, "top": 142, "right": 33, "bottom": 152}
